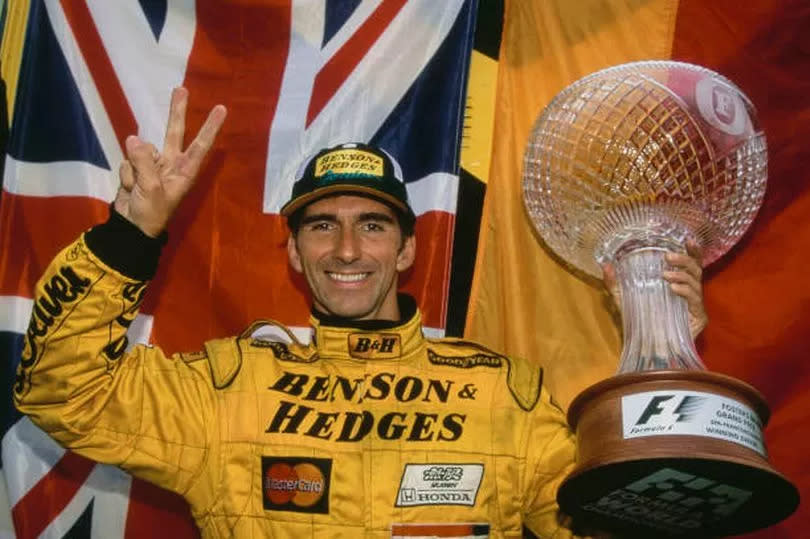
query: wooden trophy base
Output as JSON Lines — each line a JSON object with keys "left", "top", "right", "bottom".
{"left": 556, "top": 370, "right": 799, "bottom": 537}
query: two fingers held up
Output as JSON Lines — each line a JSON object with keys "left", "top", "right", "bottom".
{"left": 115, "top": 87, "right": 228, "bottom": 238}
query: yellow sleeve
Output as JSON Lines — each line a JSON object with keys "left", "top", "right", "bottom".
{"left": 14, "top": 236, "right": 216, "bottom": 496}
{"left": 522, "top": 387, "right": 580, "bottom": 538}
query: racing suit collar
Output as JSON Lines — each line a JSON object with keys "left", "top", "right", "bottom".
{"left": 309, "top": 294, "right": 424, "bottom": 361}
{"left": 310, "top": 294, "right": 417, "bottom": 330}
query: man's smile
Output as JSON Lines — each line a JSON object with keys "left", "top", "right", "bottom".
{"left": 327, "top": 271, "right": 371, "bottom": 283}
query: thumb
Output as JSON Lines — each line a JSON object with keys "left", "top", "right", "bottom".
{"left": 113, "top": 160, "right": 135, "bottom": 216}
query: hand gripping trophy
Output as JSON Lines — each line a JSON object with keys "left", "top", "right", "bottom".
{"left": 522, "top": 61, "right": 798, "bottom": 537}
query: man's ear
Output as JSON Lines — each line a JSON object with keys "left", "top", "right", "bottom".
{"left": 396, "top": 235, "right": 416, "bottom": 272}
{"left": 287, "top": 234, "right": 303, "bottom": 273}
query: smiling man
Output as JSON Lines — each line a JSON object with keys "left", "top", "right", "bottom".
{"left": 14, "top": 89, "right": 706, "bottom": 538}
{"left": 281, "top": 143, "right": 417, "bottom": 322}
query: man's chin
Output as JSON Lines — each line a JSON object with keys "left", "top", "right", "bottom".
{"left": 319, "top": 302, "right": 376, "bottom": 321}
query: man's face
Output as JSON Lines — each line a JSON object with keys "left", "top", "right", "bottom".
{"left": 288, "top": 195, "right": 416, "bottom": 321}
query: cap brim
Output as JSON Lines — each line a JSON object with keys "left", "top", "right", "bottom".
{"left": 280, "top": 184, "right": 412, "bottom": 217}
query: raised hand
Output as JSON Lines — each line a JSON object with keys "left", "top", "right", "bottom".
{"left": 114, "top": 87, "right": 227, "bottom": 237}
{"left": 602, "top": 241, "right": 708, "bottom": 339}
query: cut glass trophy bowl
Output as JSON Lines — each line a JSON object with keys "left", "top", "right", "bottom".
{"left": 523, "top": 60, "right": 766, "bottom": 374}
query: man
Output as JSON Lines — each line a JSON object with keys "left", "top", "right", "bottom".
{"left": 15, "top": 88, "right": 706, "bottom": 538}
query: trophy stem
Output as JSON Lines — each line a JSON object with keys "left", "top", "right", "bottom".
{"left": 614, "top": 243, "right": 704, "bottom": 373}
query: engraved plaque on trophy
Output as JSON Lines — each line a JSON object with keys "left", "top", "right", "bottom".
{"left": 522, "top": 61, "right": 799, "bottom": 536}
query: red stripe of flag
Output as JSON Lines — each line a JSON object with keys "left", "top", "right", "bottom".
{"left": 60, "top": 0, "right": 137, "bottom": 150}
{"left": 11, "top": 452, "right": 96, "bottom": 539}
{"left": 401, "top": 212, "right": 454, "bottom": 328}
{"left": 125, "top": 479, "right": 198, "bottom": 539}
{"left": 0, "top": 193, "right": 109, "bottom": 298}
{"left": 306, "top": 0, "right": 408, "bottom": 126}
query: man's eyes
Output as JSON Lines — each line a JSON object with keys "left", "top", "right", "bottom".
{"left": 305, "top": 221, "right": 387, "bottom": 232}
{"left": 306, "top": 221, "right": 335, "bottom": 231}
{"left": 361, "top": 222, "right": 386, "bottom": 232}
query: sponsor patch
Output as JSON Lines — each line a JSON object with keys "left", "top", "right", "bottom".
{"left": 391, "top": 523, "right": 490, "bottom": 538}
{"left": 180, "top": 350, "right": 207, "bottom": 363}
{"left": 18, "top": 265, "right": 94, "bottom": 396}
{"left": 622, "top": 390, "right": 765, "bottom": 456}
{"left": 261, "top": 457, "right": 331, "bottom": 514}
{"left": 348, "top": 333, "right": 401, "bottom": 359}
{"left": 250, "top": 339, "right": 314, "bottom": 363}
{"left": 315, "top": 148, "right": 383, "bottom": 177}
{"left": 427, "top": 350, "right": 502, "bottom": 369}
{"left": 396, "top": 464, "right": 483, "bottom": 507}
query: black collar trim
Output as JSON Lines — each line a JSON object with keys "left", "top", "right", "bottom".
{"left": 311, "top": 294, "right": 417, "bottom": 330}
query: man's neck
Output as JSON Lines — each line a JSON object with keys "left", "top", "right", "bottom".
{"left": 312, "top": 294, "right": 417, "bottom": 330}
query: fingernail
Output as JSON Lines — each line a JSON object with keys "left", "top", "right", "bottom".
{"left": 126, "top": 135, "right": 141, "bottom": 149}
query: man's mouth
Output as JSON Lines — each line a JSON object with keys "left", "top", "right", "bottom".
{"left": 327, "top": 272, "right": 370, "bottom": 283}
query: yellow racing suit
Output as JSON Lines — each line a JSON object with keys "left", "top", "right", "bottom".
{"left": 15, "top": 213, "right": 578, "bottom": 538}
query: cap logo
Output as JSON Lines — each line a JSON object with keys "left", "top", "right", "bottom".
{"left": 314, "top": 149, "right": 384, "bottom": 178}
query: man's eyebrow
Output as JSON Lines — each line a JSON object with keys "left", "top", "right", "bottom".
{"left": 357, "top": 212, "right": 396, "bottom": 223}
{"left": 300, "top": 213, "right": 338, "bottom": 225}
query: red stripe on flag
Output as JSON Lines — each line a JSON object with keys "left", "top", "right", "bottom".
{"left": 0, "top": 193, "right": 109, "bottom": 298}
{"left": 401, "top": 211, "right": 454, "bottom": 329}
{"left": 11, "top": 452, "right": 96, "bottom": 539}
{"left": 306, "top": 0, "right": 408, "bottom": 126}
{"left": 125, "top": 478, "right": 198, "bottom": 539}
{"left": 60, "top": 0, "right": 137, "bottom": 150}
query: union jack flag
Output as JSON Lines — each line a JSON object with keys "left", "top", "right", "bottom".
{"left": 0, "top": 1, "right": 478, "bottom": 536}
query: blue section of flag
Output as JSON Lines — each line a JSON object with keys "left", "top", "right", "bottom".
{"left": 138, "top": 0, "right": 168, "bottom": 41}
{"left": 67, "top": 498, "right": 95, "bottom": 537}
{"left": 323, "top": 0, "right": 362, "bottom": 47}
{"left": 7, "top": 1, "right": 108, "bottom": 168}
{"left": 0, "top": 331, "right": 24, "bottom": 468}
{"left": 371, "top": 0, "right": 476, "bottom": 184}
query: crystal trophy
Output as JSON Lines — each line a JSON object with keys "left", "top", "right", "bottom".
{"left": 522, "top": 61, "right": 798, "bottom": 536}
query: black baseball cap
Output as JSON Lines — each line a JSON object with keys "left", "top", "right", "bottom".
{"left": 280, "top": 142, "right": 415, "bottom": 222}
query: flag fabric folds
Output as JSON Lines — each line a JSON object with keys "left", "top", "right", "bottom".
{"left": 0, "top": 1, "right": 477, "bottom": 536}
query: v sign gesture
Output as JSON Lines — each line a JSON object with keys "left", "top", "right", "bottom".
{"left": 114, "top": 87, "right": 227, "bottom": 238}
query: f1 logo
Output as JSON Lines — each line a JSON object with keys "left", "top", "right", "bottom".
{"left": 626, "top": 468, "right": 752, "bottom": 517}
{"left": 635, "top": 395, "right": 706, "bottom": 426}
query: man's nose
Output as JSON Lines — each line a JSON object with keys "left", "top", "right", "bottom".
{"left": 335, "top": 227, "right": 361, "bottom": 262}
